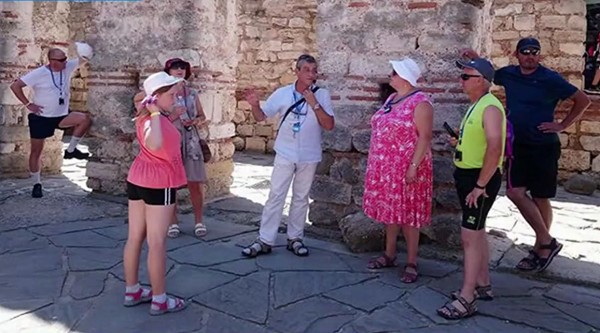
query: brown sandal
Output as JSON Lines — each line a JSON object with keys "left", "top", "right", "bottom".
{"left": 400, "top": 263, "right": 418, "bottom": 284}
{"left": 451, "top": 285, "right": 494, "bottom": 301}
{"left": 437, "top": 296, "right": 477, "bottom": 320}
{"left": 241, "top": 239, "right": 272, "bottom": 258}
{"left": 367, "top": 253, "right": 396, "bottom": 270}
{"left": 516, "top": 250, "right": 539, "bottom": 271}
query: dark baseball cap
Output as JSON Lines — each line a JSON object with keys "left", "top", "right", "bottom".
{"left": 456, "top": 58, "right": 495, "bottom": 83}
{"left": 516, "top": 37, "right": 541, "bottom": 51}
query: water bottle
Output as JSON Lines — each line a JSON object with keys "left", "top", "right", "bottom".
{"left": 176, "top": 95, "right": 192, "bottom": 131}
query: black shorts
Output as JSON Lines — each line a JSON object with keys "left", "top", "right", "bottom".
{"left": 126, "top": 182, "right": 176, "bottom": 206}
{"left": 28, "top": 113, "right": 68, "bottom": 139}
{"left": 454, "top": 168, "right": 502, "bottom": 231}
{"left": 507, "top": 142, "right": 560, "bottom": 198}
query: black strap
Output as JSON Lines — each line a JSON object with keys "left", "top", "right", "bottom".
{"left": 279, "top": 86, "right": 320, "bottom": 129}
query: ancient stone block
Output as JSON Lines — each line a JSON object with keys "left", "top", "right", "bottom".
{"left": 0, "top": 126, "right": 30, "bottom": 143}
{"left": 555, "top": 0, "right": 586, "bottom": 15}
{"left": 352, "top": 129, "right": 371, "bottom": 154}
{"left": 559, "top": 149, "right": 590, "bottom": 171}
{"left": 567, "top": 16, "right": 587, "bottom": 31}
{"left": 338, "top": 212, "right": 384, "bottom": 253}
{"left": 266, "top": 139, "right": 275, "bottom": 153}
{"left": 580, "top": 136, "right": 600, "bottom": 152}
{"left": 559, "top": 43, "right": 584, "bottom": 56}
{"left": 308, "top": 201, "right": 360, "bottom": 227}
{"left": 255, "top": 125, "right": 273, "bottom": 137}
{"left": 0, "top": 143, "right": 16, "bottom": 154}
{"left": 433, "top": 155, "right": 455, "bottom": 185}
{"left": 540, "top": 16, "right": 567, "bottom": 29}
{"left": 310, "top": 175, "right": 352, "bottom": 205}
{"left": 493, "top": 4, "right": 522, "bottom": 17}
{"left": 564, "top": 174, "right": 597, "bottom": 196}
{"left": 208, "top": 123, "right": 235, "bottom": 140}
{"left": 420, "top": 213, "right": 462, "bottom": 248}
{"left": 316, "top": 152, "right": 334, "bottom": 175}
{"left": 434, "top": 187, "right": 461, "bottom": 210}
{"left": 559, "top": 133, "right": 569, "bottom": 148}
{"left": 233, "top": 110, "right": 246, "bottom": 124}
{"left": 245, "top": 137, "right": 266, "bottom": 152}
{"left": 492, "top": 31, "right": 519, "bottom": 41}
{"left": 322, "top": 126, "right": 352, "bottom": 152}
{"left": 232, "top": 137, "right": 245, "bottom": 151}
{"left": 534, "top": 2, "right": 553, "bottom": 13}
{"left": 330, "top": 158, "right": 360, "bottom": 185}
{"left": 289, "top": 17, "right": 306, "bottom": 28}
{"left": 237, "top": 125, "right": 254, "bottom": 138}
{"left": 513, "top": 15, "right": 535, "bottom": 31}
{"left": 554, "top": 30, "right": 586, "bottom": 42}
{"left": 592, "top": 155, "right": 600, "bottom": 173}
{"left": 85, "top": 162, "right": 121, "bottom": 181}
{"left": 581, "top": 121, "right": 600, "bottom": 134}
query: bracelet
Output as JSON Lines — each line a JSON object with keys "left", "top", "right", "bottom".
{"left": 410, "top": 162, "right": 418, "bottom": 168}
{"left": 150, "top": 112, "right": 160, "bottom": 117}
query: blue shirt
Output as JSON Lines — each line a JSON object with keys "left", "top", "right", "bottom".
{"left": 495, "top": 65, "right": 577, "bottom": 145}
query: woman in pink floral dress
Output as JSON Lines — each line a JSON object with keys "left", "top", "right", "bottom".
{"left": 363, "top": 58, "right": 433, "bottom": 283}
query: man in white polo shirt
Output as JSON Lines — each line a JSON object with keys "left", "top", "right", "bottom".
{"left": 10, "top": 43, "right": 93, "bottom": 198}
{"left": 241, "top": 54, "right": 335, "bottom": 257}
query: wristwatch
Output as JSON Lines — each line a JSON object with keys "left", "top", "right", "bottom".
{"left": 313, "top": 103, "right": 322, "bottom": 111}
{"left": 475, "top": 183, "right": 485, "bottom": 189}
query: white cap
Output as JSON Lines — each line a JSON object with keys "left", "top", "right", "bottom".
{"left": 389, "top": 58, "right": 421, "bottom": 87}
{"left": 75, "top": 42, "right": 93, "bottom": 59}
{"left": 143, "top": 72, "right": 183, "bottom": 96}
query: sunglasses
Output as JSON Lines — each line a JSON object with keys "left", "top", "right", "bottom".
{"left": 169, "top": 61, "right": 188, "bottom": 70}
{"left": 50, "top": 57, "right": 67, "bottom": 62}
{"left": 519, "top": 48, "right": 540, "bottom": 56}
{"left": 460, "top": 74, "right": 482, "bottom": 81}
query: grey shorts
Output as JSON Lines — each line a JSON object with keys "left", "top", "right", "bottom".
{"left": 184, "top": 158, "right": 207, "bottom": 183}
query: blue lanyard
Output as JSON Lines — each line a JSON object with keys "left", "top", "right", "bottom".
{"left": 47, "top": 67, "right": 64, "bottom": 96}
{"left": 292, "top": 90, "right": 307, "bottom": 116}
{"left": 459, "top": 92, "right": 489, "bottom": 143}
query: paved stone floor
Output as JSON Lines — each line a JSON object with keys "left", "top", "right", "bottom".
{"left": 0, "top": 142, "right": 600, "bottom": 332}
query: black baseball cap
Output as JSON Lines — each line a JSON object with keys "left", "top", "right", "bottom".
{"left": 516, "top": 37, "right": 541, "bottom": 51}
{"left": 456, "top": 58, "right": 495, "bottom": 83}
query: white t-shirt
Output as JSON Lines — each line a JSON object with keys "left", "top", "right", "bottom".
{"left": 262, "top": 83, "right": 335, "bottom": 164}
{"left": 20, "top": 59, "right": 80, "bottom": 118}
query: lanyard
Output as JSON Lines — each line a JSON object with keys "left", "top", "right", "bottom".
{"left": 47, "top": 67, "right": 64, "bottom": 97}
{"left": 459, "top": 92, "right": 489, "bottom": 143}
{"left": 292, "top": 90, "right": 307, "bottom": 116}
{"left": 383, "top": 90, "right": 421, "bottom": 113}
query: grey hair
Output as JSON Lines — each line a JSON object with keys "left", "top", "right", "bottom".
{"left": 296, "top": 54, "right": 317, "bottom": 70}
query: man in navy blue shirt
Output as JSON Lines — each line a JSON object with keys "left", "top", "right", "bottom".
{"left": 461, "top": 38, "right": 590, "bottom": 273}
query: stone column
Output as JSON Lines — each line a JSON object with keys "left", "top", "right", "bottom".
{"left": 79, "top": 0, "right": 237, "bottom": 200}
{"left": 311, "top": 0, "right": 483, "bottom": 250}
{"left": 0, "top": 1, "right": 70, "bottom": 177}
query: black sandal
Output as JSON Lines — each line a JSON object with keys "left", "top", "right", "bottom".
{"left": 437, "top": 296, "right": 477, "bottom": 320}
{"left": 516, "top": 250, "right": 539, "bottom": 271}
{"left": 367, "top": 254, "right": 397, "bottom": 270}
{"left": 241, "top": 240, "right": 272, "bottom": 258}
{"left": 452, "top": 285, "right": 494, "bottom": 301}
{"left": 537, "top": 238, "right": 563, "bottom": 272}
{"left": 287, "top": 238, "right": 309, "bottom": 257}
{"left": 400, "top": 263, "right": 418, "bottom": 284}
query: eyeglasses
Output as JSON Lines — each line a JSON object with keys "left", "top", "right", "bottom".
{"left": 460, "top": 74, "right": 482, "bottom": 81}
{"left": 519, "top": 49, "right": 540, "bottom": 56}
{"left": 50, "top": 57, "right": 67, "bottom": 62}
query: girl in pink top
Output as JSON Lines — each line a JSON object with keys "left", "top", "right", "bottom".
{"left": 123, "top": 72, "right": 188, "bottom": 316}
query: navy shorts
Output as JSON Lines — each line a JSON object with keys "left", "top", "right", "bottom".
{"left": 28, "top": 113, "right": 67, "bottom": 139}
{"left": 507, "top": 142, "right": 560, "bottom": 198}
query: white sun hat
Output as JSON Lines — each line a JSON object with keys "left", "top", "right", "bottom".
{"left": 75, "top": 42, "right": 93, "bottom": 59}
{"left": 143, "top": 72, "right": 183, "bottom": 96}
{"left": 389, "top": 58, "right": 422, "bottom": 87}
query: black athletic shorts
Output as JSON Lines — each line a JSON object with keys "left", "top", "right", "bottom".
{"left": 126, "top": 182, "right": 176, "bottom": 206}
{"left": 28, "top": 113, "right": 68, "bottom": 139}
{"left": 454, "top": 168, "right": 502, "bottom": 231}
{"left": 506, "top": 142, "right": 560, "bottom": 198}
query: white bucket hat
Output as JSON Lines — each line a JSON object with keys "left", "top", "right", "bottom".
{"left": 143, "top": 72, "right": 183, "bottom": 96}
{"left": 389, "top": 58, "right": 421, "bottom": 87}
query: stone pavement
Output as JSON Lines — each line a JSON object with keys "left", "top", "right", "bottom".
{"left": 1, "top": 144, "right": 600, "bottom": 332}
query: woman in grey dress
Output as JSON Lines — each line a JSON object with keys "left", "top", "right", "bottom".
{"left": 163, "top": 58, "right": 210, "bottom": 237}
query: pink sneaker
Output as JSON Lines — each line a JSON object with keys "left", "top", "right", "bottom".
{"left": 123, "top": 287, "right": 152, "bottom": 307}
{"left": 149, "top": 297, "right": 188, "bottom": 316}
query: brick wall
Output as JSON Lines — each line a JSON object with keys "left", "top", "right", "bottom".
{"left": 233, "top": 0, "right": 317, "bottom": 153}
{"left": 488, "top": 0, "right": 595, "bottom": 183}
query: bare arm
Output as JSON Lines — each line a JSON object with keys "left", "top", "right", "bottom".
{"left": 411, "top": 102, "right": 434, "bottom": 166}
{"left": 560, "top": 90, "right": 590, "bottom": 130}
{"left": 477, "top": 105, "right": 504, "bottom": 187}
{"left": 194, "top": 94, "right": 207, "bottom": 121}
{"left": 10, "top": 79, "right": 29, "bottom": 105}
{"left": 245, "top": 89, "right": 267, "bottom": 122}
{"left": 303, "top": 89, "right": 334, "bottom": 130}
{"left": 143, "top": 108, "right": 165, "bottom": 151}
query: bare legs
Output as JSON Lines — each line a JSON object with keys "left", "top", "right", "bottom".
{"left": 507, "top": 188, "right": 553, "bottom": 258}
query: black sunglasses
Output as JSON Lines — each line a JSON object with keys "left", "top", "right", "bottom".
{"left": 519, "top": 48, "right": 540, "bottom": 56}
{"left": 50, "top": 57, "right": 67, "bottom": 62}
{"left": 169, "top": 61, "right": 188, "bottom": 70}
{"left": 460, "top": 74, "right": 482, "bottom": 81}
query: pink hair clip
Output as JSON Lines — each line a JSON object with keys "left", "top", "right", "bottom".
{"left": 141, "top": 95, "right": 157, "bottom": 108}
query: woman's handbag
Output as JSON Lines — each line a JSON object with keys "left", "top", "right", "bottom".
{"left": 199, "top": 138, "right": 212, "bottom": 163}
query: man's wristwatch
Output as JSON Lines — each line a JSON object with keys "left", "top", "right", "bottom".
{"left": 313, "top": 103, "right": 322, "bottom": 111}
{"left": 475, "top": 183, "right": 485, "bottom": 189}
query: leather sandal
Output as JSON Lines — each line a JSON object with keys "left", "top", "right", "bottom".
{"left": 241, "top": 239, "right": 272, "bottom": 258}
{"left": 367, "top": 253, "right": 397, "bottom": 270}
{"left": 400, "top": 263, "right": 418, "bottom": 284}
{"left": 287, "top": 238, "right": 309, "bottom": 257}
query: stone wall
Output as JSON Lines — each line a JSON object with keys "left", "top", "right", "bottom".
{"left": 0, "top": 1, "right": 72, "bottom": 177}
{"left": 309, "top": 0, "right": 484, "bottom": 247}
{"left": 488, "top": 0, "right": 594, "bottom": 183}
{"left": 71, "top": 0, "right": 238, "bottom": 199}
{"left": 233, "top": 0, "right": 317, "bottom": 152}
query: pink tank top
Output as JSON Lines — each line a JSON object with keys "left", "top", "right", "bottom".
{"left": 127, "top": 115, "right": 187, "bottom": 189}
